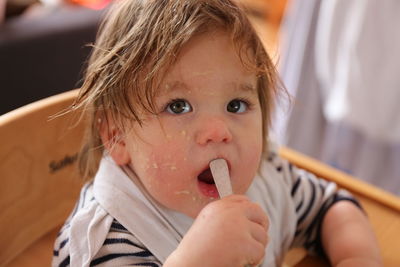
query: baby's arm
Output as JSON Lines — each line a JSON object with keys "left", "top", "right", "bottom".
{"left": 164, "top": 195, "right": 269, "bottom": 267}
{"left": 266, "top": 148, "right": 381, "bottom": 266}
{"left": 321, "top": 201, "right": 382, "bottom": 267}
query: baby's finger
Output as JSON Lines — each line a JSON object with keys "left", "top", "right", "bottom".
{"left": 245, "top": 203, "right": 269, "bottom": 231}
{"left": 242, "top": 238, "right": 266, "bottom": 267}
{"left": 250, "top": 222, "right": 269, "bottom": 247}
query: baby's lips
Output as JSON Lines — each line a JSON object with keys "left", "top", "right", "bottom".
{"left": 195, "top": 156, "right": 232, "bottom": 183}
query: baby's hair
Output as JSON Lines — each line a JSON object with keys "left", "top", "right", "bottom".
{"left": 73, "top": 0, "right": 281, "bottom": 179}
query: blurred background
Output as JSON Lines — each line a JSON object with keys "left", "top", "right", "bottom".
{"left": 1, "top": 0, "right": 399, "bottom": 196}
{"left": 272, "top": 0, "right": 400, "bottom": 196}
{"left": 0, "top": 0, "right": 284, "bottom": 115}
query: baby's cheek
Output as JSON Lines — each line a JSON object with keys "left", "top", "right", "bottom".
{"left": 144, "top": 140, "right": 188, "bottom": 182}
{"left": 246, "top": 144, "right": 262, "bottom": 177}
{"left": 141, "top": 141, "right": 194, "bottom": 209}
{"left": 234, "top": 143, "right": 262, "bottom": 193}
{"left": 247, "top": 143, "right": 262, "bottom": 165}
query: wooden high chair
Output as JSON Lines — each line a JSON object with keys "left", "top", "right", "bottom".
{"left": 0, "top": 90, "right": 399, "bottom": 266}
{"left": 0, "top": 90, "right": 84, "bottom": 266}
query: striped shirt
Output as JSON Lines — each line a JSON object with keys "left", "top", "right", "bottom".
{"left": 53, "top": 149, "right": 359, "bottom": 267}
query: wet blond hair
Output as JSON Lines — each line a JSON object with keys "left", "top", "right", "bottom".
{"left": 73, "top": 0, "right": 280, "bottom": 179}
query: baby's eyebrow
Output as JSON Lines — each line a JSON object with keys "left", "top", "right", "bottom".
{"left": 160, "top": 81, "right": 256, "bottom": 95}
{"left": 237, "top": 82, "right": 257, "bottom": 94}
{"left": 160, "top": 81, "right": 187, "bottom": 95}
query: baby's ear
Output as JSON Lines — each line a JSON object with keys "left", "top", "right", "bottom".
{"left": 98, "top": 114, "right": 131, "bottom": 165}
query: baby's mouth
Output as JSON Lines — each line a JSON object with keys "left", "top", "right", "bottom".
{"left": 197, "top": 167, "right": 219, "bottom": 198}
{"left": 197, "top": 167, "right": 215, "bottom": 185}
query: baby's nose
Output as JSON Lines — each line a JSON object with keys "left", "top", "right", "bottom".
{"left": 195, "top": 117, "right": 233, "bottom": 145}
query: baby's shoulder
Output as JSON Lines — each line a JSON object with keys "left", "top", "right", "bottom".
{"left": 53, "top": 188, "right": 160, "bottom": 266}
{"left": 262, "top": 140, "right": 295, "bottom": 179}
{"left": 95, "top": 219, "right": 159, "bottom": 263}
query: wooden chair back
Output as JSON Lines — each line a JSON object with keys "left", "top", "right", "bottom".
{"left": 0, "top": 90, "right": 83, "bottom": 266}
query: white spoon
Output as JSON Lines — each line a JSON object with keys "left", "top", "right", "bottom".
{"left": 209, "top": 158, "right": 232, "bottom": 198}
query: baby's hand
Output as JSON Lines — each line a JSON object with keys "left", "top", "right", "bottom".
{"left": 165, "top": 195, "right": 269, "bottom": 267}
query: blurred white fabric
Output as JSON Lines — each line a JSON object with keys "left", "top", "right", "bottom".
{"left": 274, "top": 0, "right": 400, "bottom": 195}
{"left": 316, "top": 0, "right": 400, "bottom": 143}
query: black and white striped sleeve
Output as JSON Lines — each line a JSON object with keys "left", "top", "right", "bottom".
{"left": 53, "top": 218, "right": 161, "bottom": 267}
{"left": 89, "top": 220, "right": 161, "bottom": 267}
{"left": 53, "top": 182, "right": 95, "bottom": 267}
{"left": 267, "top": 150, "right": 362, "bottom": 255}
{"left": 52, "top": 182, "right": 161, "bottom": 267}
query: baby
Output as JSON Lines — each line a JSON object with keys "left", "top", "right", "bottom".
{"left": 53, "top": 0, "right": 381, "bottom": 266}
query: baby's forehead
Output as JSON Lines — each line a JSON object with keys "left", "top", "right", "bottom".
{"left": 149, "top": 31, "right": 259, "bottom": 97}
{"left": 156, "top": 79, "right": 257, "bottom": 96}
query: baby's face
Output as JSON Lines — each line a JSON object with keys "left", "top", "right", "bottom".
{"left": 124, "top": 31, "right": 263, "bottom": 218}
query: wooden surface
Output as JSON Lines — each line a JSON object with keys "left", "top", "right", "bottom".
{"left": 0, "top": 89, "right": 83, "bottom": 266}
{"left": 6, "top": 228, "right": 60, "bottom": 267}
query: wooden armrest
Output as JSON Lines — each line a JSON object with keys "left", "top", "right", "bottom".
{"left": 6, "top": 227, "right": 60, "bottom": 267}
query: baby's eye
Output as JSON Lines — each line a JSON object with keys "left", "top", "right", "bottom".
{"left": 227, "top": 99, "right": 248, "bottom": 113}
{"left": 166, "top": 99, "right": 192, "bottom": 114}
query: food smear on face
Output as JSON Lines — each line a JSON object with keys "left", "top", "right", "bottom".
{"left": 170, "top": 165, "right": 177, "bottom": 171}
{"left": 175, "top": 190, "right": 190, "bottom": 195}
